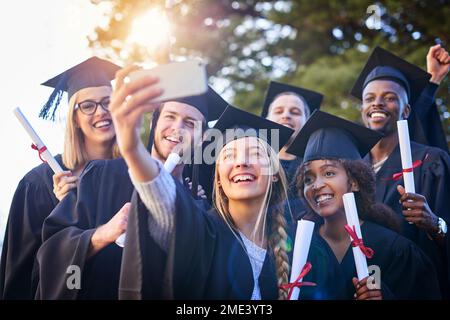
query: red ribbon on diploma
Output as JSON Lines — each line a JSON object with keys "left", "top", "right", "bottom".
{"left": 279, "top": 262, "right": 316, "bottom": 300}
{"left": 382, "top": 154, "right": 429, "bottom": 181}
{"left": 31, "top": 144, "right": 47, "bottom": 163}
{"left": 344, "top": 225, "right": 374, "bottom": 259}
{"left": 390, "top": 159, "right": 423, "bottom": 181}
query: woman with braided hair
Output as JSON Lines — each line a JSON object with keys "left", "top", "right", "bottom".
{"left": 209, "top": 122, "right": 292, "bottom": 299}
{"left": 287, "top": 110, "right": 441, "bottom": 299}
{"left": 109, "top": 69, "right": 297, "bottom": 299}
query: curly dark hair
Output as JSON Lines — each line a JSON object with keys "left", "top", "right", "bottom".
{"left": 295, "top": 158, "right": 402, "bottom": 233}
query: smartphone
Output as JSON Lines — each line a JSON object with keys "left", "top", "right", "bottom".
{"left": 128, "top": 60, "right": 208, "bottom": 103}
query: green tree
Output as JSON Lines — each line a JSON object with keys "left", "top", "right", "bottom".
{"left": 88, "top": 0, "right": 450, "bottom": 143}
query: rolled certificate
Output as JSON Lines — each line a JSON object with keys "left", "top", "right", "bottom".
{"left": 397, "top": 120, "right": 415, "bottom": 194}
{"left": 164, "top": 152, "right": 181, "bottom": 173}
{"left": 115, "top": 233, "right": 126, "bottom": 248}
{"left": 115, "top": 153, "right": 180, "bottom": 247}
{"left": 289, "top": 219, "right": 315, "bottom": 300}
{"left": 343, "top": 192, "right": 369, "bottom": 281}
{"left": 13, "top": 107, "right": 63, "bottom": 174}
{"left": 207, "top": 120, "right": 218, "bottom": 128}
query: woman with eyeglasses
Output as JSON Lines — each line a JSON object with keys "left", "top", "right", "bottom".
{"left": 0, "top": 57, "right": 121, "bottom": 299}
{"left": 52, "top": 79, "right": 121, "bottom": 200}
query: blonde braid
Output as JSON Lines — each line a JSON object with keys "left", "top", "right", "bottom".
{"left": 213, "top": 136, "right": 292, "bottom": 299}
{"left": 268, "top": 191, "right": 290, "bottom": 299}
{"left": 266, "top": 155, "right": 291, "bottom": 300}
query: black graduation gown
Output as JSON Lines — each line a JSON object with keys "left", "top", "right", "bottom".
{"left": 299, "top": 221, "right": 441, "bottom": 300}
{"left": 0, "top": 155, "right": 66, "bottom": 300}
{"left": 192, "top": 160, "right": 215, "bottom": 206}
{"left": 118, "top": 191, "right": 169, "bottom": 300}
{"left": 120, "top": 180, "right": 280, "bottom": 300}
{"left": 280, "top": 157, "right": 306, "bottom": 221}
{"left": 364, "top": 141, "right": 450, "bottom": 297}
{"left": 408, "top": 82, "right": 448, "bottom": 153}
{"left": 35, "top": 158, "right": 134, "bottom": 300}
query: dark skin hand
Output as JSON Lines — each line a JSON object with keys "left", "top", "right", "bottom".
{"left": 397, "top": 185, "right": 445, "bottom": 245}
{"left": 352, "top": 277, "right": 383, "bottom": 300}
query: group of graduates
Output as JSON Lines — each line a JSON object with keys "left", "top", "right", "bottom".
{"left": 1, "top": 43, "right": 450, "bottom": 300}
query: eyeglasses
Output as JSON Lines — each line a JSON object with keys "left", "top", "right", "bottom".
{"left": 76, "top": 97, "right": 110, "bottom": 115}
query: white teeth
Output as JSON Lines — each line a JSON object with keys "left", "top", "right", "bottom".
{"left": 94, "top": 120, "right": 111, "bottom": 128}
{"left": 370, "top": 112, "right": 387, "bottom": 119}
{"left": 166, "top": 136, "right": 180, "bottom": 143}
{"left": 232, "top": 174, "right": 255, "bottom": 183}
{"left": 315, "top": 194, "right": 333, "bottom": 204}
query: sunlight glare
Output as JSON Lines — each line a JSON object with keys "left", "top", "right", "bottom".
{"left": 128, "top": 8, "right": 171, "bottom": 50}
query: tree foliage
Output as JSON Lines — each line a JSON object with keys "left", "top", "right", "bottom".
{"left": 88, "top": 0, "right": 450, "bottom": 140}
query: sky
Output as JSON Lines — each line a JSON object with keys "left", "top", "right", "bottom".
{"left": 0, "top": 1, "right": 107, "bottom": 241}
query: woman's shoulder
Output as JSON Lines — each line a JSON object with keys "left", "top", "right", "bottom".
{"left": 81, "top": 157, "right": 128, "bottom": 178}
{"left": 203, "top": 208, "right": 240, "bottom": 241}
{"left": 21, "top": 154, "right": 64, "bottom": 186}
{"left": 364, "top": 221, "right": 400, "bottom": 241}
{"left": 204, "top": 208, "right": 224, "bottom": 223}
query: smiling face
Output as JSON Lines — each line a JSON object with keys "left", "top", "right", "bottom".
{"left": 153, "top": 101, "right": 205, "bottom": 161}
{"left": 216, "top": 136, "right": 273, "bottom": 202}
{"left": 361, "top": 80, "right": 410, "bottom": 136}
{"left": 302, "top": 159, "right": 356, "bottom": 218}
{"left": 267, "top": 94, "right": 308, "bottom": 136}
{"left": 74, "top": 86, "right": 115, "bottom": 145}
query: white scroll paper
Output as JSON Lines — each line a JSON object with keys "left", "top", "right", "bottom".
{"left": 397, "top": 120, "right": 415, "bottom": 193}
{"left": 13, "top": 107, "right": 63, "bottom": 174}
{"left": 164, "top": 153, "right": 181, "bottom": 173}
{"left": 289, "top": 219, "right": 315, "bottom": 300}
{"left": 343, "top": 192, "right": 369, "bottom": 281}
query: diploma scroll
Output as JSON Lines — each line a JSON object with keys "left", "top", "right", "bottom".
{"left": 13, "top": 107, "right": 63, "bottom": 174}
{"left": 397, "top": 120, "right": 415, "bottom": 194}
{"left": 343, "top": 192, "right": 369, "bottom": 281}
{"left": 289, "top": 219, "right": 315, "bottom": 300}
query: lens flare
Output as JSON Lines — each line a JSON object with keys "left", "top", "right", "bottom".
{"left": 127, "top": 8, "right": 171, "bottom": 50}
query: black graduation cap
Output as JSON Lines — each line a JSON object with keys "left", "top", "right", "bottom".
{"left": 261, "top": 81, "right": 323, "bottom": 118}
{"left": 350, "top": 46, "right": 431, "bottom": 106}
{"left": 208, "top": 105, "right": 294, "bottom": 154}
{"left": 196, "top": 105, "right": 294, "bottom": 203}
{"left": 40, "top": 57, "right": 121, "bottom": 120}
{"left": 286, "top": 110, "right": 383, "bottom": 162}
{"left": 171, "top": 89, "right": 223, "bottom": 123}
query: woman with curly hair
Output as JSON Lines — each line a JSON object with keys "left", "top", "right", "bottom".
{"left": 287, "top": 110, "right": 441, "bottom": 300}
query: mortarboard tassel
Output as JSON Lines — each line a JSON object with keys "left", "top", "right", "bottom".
{"left": 146, "top": 110, "right": 160, "bottom": 151}
{"left": 39, "top": 74, "right": 68, "bottom": 121}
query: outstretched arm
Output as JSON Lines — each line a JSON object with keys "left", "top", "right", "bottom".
{"left": 109, "top": 65, "right": 163, "bottom": 183}
{"left": 109, "top": 65, "right": 178, "bottom": 250}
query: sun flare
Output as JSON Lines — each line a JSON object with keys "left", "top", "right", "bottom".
{"left": 128, "top": 8, "right": 171, "bottom": 50}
